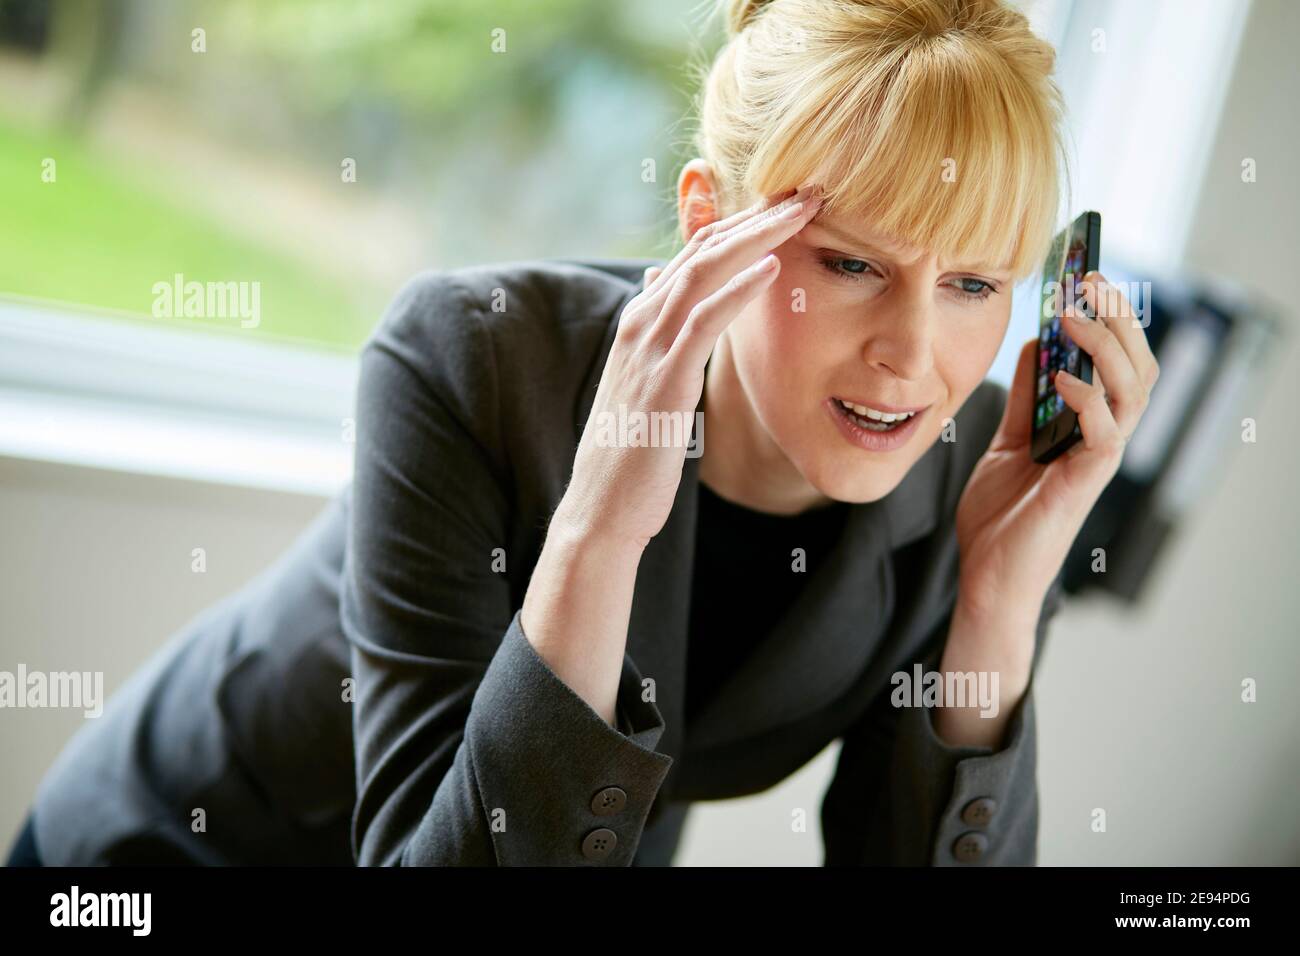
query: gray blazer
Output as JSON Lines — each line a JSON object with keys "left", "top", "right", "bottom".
{"left": 31, "top": 256, "right": 1066, "bottom": 866}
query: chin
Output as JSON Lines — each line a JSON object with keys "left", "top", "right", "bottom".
{"left": 796, "top": 452, "right": 911, "bottom": 505}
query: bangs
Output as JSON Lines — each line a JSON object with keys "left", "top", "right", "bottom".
{"left": 740, "top": 32, "right": 1066, "bottom": 281}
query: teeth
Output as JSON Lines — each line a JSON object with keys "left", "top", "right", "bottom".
{"left": 837, "top": 399, "right": 915, "bottom": 423}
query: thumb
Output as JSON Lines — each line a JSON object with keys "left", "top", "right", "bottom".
{"left": 643, "top": 265, "right": 662, "bottom": 289}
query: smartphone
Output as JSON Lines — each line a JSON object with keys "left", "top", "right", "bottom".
{"left": 1031, "top": 210, "right": 1101, "bottom": 464}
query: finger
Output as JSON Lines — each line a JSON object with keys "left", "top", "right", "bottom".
{"left": 1061, "top": 303, "right": 1146, "bottom": 438}
{"left": 1080, "top": 271, "right": 1160, "bottom": 390}
{"left": 622, "top": 266, "right": 665, "bottom": 320}
{"left": 642, "top": 183, "right": 795, "bottom": 295}
{"left": 665, "top": 252, "right": 781, "bottom": 372}
{"left": 991, "top": 337, "right": 1037, "bottom": 451}
{"left": 1054, "top": 366, "right": 1126, "bottom": 465}
{"left": 647, "top": 183, "right": 815, "bottom": 299}
{"left": 654, "top": 191, "right": 822, "bottom": 340}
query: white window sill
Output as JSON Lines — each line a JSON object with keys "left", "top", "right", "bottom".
{"left": 0, "top": 298, "right": 358, "bottom": 498}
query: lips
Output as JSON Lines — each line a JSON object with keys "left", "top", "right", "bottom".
{"left": 831, "top": 397, "right": 926, "bottom": 425}
{"left": 825, "top": 396, "right": 925, "bottom": 452}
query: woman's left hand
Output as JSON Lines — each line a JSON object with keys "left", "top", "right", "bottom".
{"left": 953, "top": 271, "right": 1161, "bottom": 627}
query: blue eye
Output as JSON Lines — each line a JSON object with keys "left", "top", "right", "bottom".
{"left": 949, "top": 277, "right": 996, "bottom": 302}
{"left": 817, "top": 254, "right": 876, "bottom": 282}
{"left": 818, "top": 251, "right": 999, "bottom": 304}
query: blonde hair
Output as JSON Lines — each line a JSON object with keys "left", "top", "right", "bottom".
{"left": 689, "top": 0, "right": 1069, "bottom": 281}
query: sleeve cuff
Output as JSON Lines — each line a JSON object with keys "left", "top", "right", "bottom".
{"left": 463, "top": 609, "right": 673, "bottom": 865}
{"left": 910, "top": 680, "right": 1039, "bottom": 866}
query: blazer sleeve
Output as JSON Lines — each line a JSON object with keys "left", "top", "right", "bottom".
{"left": 821, "top": 567, "right": 1068, "bottom": 866}
{"left": 341, "top": 271, "right": 673, "bottom": 867}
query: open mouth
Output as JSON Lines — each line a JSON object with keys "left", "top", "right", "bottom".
{"left": 831, "top": 398, "right": 920, "bottom": 432}
{"left": 826, "top": 396, "right": 928, "bottom": 452}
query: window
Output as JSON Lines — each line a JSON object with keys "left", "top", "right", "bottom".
{"left": 0, "top": 0, "right": 704, "bottom": 491}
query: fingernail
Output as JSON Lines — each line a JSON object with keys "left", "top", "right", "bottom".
{"left": 1056, "top": 369, "right": 1076, "bottom": 384}
{"left": 779, "top": 202, "right": 805, "bottom": 220}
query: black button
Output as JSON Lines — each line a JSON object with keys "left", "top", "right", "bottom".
{"left": 961, "top": 797, "right": 998, "bottom": 827}
{"left": 581, "top": 828, "right": 618, "bottom": 861}
{"left": 591, "top": 786, "right": 628, "bottom": 816}
{"left": 952, "top": 831, "right": 988, "bottom": 863}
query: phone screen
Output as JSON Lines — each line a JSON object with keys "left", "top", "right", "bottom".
{"left": 1034, "top": 214, "right": 1098, "bottom": 436}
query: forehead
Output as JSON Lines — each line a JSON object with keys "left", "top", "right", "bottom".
{"left": 806, "top": 209, "right": 1008, "bottom": 275}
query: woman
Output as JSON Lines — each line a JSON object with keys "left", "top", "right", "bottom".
{"left": 10, "top": 0, "right": 1157, "bottom": 866}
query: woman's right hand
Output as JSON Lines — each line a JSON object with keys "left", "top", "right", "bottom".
{"left": 553, "top": 183, "right": 824, "bottom": 553}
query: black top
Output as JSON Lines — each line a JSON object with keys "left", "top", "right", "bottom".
{"left": 685, "top": 480, "right": 852, "bottom": 724}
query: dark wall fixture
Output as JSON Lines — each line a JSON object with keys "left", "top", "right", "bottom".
{"left": 1061, "top": 265, "right": 1286, "bottom": 603}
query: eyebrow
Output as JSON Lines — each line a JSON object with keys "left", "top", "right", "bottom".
{"left": 806, "top": 213, "right": 1008, "bottom": 276}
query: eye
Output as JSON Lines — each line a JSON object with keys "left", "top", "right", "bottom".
{"left": 817, "top": 253, "right": 879, "bottom": 284}
{"left": 946, "top": 276, "right": 998, "bottom": 303}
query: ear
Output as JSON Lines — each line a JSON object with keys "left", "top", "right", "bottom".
{"left": 677, "top": 158, "right": 720, "bottom": 244}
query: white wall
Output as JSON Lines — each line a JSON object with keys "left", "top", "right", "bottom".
{"left": 0, "top": 456, "right": 326, "bottom": 851}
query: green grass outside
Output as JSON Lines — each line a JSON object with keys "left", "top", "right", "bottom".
{"left": 0, "top": 117, "right": 372, "bottom": 352}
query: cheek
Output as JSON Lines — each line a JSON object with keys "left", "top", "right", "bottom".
{"left": 731, "top": 268, "right": 829, "bottom": 395}
{"left": 934, "top": 307, "right": 1011, "bottom": 406}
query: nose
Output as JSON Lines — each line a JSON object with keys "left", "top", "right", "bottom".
{"left": 858, "top": 300, "right": 933, "bottom": 382}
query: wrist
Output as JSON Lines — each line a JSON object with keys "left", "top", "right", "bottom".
{"left": 547, "top": 498, "right": 650, "bottom": 565}
{"left": 953, "top": 580, "right": 1044, "bottom": 635}
{"left": 946, "top": 598, "right": 1037, "bottom": 687}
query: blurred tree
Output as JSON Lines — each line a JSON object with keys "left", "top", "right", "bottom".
{"left": 49, "top": 0, "right": 128, "bottom": 130}
{"left": 218, "top": 0, "right": 694, "bottom": 144}
{"left": 0, "top": 0, "right": 53, "bottom": 51}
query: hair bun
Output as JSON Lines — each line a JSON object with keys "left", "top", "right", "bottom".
{"left": 723, "top": 0, "right": 774, "bottom": 36}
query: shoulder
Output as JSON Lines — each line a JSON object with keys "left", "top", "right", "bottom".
{"left": 364, "top": 258, "right": 653, "bottom": 388}
{"left": 960, "top": 379, "right": 1009, "bottom": 447}
{"left": 353, "top": 258, "right": 658, "bottom": 487}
